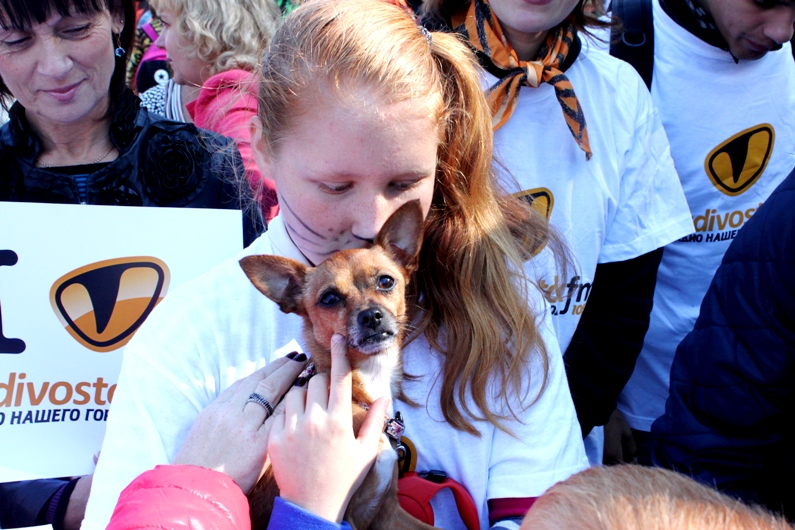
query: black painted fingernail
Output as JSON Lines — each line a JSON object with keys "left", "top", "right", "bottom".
{"left": 293, "top": 353, "right": 308, "bottom": 362}
{"left": 286, "top": 351, "right": 299, "bottom": 360}
{"left": 294, "top": 377, "right": 308, "bottom": 387}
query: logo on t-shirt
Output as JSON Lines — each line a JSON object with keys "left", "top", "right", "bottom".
{"left": 704, "top": 124, "right": 775, "bottom": 197}
{"left": 515, "top": 187, "right": 554, "bottom": 219}
{"left": 514, "top": 187, "right": 554, "bottom": 256}
{"left": 50, "top": 257, "right": 170, "bottom": 352}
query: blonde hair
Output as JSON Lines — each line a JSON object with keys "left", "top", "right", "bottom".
{"left": 149, "top": 0, "right": 278, "bottom": 76}
{"left": 258, "top": 0, "right": 565, "bottom": 435}
{"left": 523, "top": 465, "right": 794, "bottom": 530}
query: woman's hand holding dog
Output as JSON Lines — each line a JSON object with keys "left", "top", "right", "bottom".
{"left": 267, "top": 334, "right": 389, "bottom": 524}
{"left": 172, "top": 354, "right": 308, "bottom": 494}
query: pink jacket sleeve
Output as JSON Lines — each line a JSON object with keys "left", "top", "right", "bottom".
{"left": 187, "top": 69, "right": 279, "bottom": 223}
{"left": 107, "top": 465, "right": 251, "bottom": 530}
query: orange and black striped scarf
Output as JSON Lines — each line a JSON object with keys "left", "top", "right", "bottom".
{"left": 452, "top": 0, "right": 592, "bottom": 160}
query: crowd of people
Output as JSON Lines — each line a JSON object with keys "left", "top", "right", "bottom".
{"left": 0, "top": 0, "right": 793, "bottom": 528}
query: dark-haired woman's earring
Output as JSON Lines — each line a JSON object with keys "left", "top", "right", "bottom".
{"left": 114, "top": 34, "right": 125, "bottom": 58}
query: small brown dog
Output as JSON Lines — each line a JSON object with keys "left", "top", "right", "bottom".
{"left": 240, "top": 200, "right": 436, "bottom": 530}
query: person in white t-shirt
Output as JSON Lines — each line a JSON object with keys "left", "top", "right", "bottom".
{"left": 421, "top": 0, "right": 693, "bottom": 464}
{"left": 614, "top": 0, "right": 795, "bottom": 463}
{"left": 80, "top": 1, "right": 589, "bottom": 529}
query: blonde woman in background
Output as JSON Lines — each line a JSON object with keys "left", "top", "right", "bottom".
{"left": 141, "top": 0, "right": 280, "bottom": 221}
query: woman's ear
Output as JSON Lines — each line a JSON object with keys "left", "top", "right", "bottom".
{"left": 111, "top": 17, "right": 125, "bottom": 35}
{"left": 250, "top": 115, "right": 275, "bottom": 183}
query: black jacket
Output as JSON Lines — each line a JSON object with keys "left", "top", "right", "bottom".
{"left": 0, "top": 89, "right": 263, "bottom": 244}
{"left": 651, "top": 166, "right": 795, "bottom": 520}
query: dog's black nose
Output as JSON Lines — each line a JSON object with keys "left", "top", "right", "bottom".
{"left": 358, "top": 308, "right": 383, "bottom": 329}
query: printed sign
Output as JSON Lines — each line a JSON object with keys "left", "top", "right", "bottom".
{"left": 0, "top": 203, "right": 243, "bottom": 481}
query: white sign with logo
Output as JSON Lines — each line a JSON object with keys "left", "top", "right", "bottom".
{"left": 0, "top": 202, "right": 244, "bottom": 481}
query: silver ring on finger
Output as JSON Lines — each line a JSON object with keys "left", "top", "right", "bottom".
{"left": 246, "top": 392, "right": 275, "bottom": 420}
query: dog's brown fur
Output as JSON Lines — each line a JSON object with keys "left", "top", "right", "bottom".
{"left": 240, "top": 200, "right": 436, "bottom": 530}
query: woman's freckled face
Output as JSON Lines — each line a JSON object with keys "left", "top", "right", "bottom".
{"left": 253, "top": 91, "right": 438, "bottom": 266}
{"left": 0, "top": 9, "right": 122, "bottom": 126}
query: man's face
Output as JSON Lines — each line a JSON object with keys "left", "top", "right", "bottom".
{"left": 702, "top": 0, "right": 795, "bottom": 60}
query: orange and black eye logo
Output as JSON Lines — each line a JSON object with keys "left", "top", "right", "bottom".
{"left": 705, "top": 124, "right": 775, "bottom": 197}
{"left": 514, "top": 187, "right": 555, "bottom": 257}
{"left": 515, "top": 187, "right": 554, "bottom": 220}
{"left": 50, "top": 257, "right": 170, "bottom": 353}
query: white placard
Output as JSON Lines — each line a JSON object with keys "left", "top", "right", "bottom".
{"left": 0, "top": 203, "right": 243, "bottom": 481}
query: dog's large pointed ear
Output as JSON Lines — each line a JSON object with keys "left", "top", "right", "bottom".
{"left": 240, "top": 255, "right": 308, "bottom": 316}
{"left": 375, "top": 200, "right": 424, "bottom": 273}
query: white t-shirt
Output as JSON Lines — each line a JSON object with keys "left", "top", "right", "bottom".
{"left": 82, "top": 216, "right": 588, "bottom": 530}
{"left": 489, "top": 43, "right": 693, "bottom": 355}
{"left": 618, "top": 0, "right": 795, "bottom": 431}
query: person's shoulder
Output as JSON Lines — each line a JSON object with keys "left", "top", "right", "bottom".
{"left": 146, "top": 257, "right": 246, "bottom": 321}
{"left": 133, "top": 111, "right": 239, "bottom": 182}
{"left": 136, "top": 108, "right": 236, "bottom": 152}
{"left": 128, "top": 103, "right": 246, "bottom": 208}
{"left": 574, "top": 42, "right": 649, "bottom": 94}
{"left": 137, "top": 233, "right": 278, "bottom": 330}
{"left": 173, "top": 233, "right": 276, "bottom": 299}
{"left": 569, "top": 42, "right": 654, "bottom": 131}
{"left": 548, "top": 44, "right": 653, "bottom": 151}
{"left": 195, "top": 69, "right": 258, "bottom": 124}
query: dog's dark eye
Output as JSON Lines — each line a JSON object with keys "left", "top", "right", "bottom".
{"left": 319, "top": 290, "right": 343, "bottom": 307}
{"left": 377, "top": 275, "right": 396, "bottom": 291}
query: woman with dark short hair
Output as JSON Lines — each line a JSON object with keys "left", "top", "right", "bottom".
{"left": 0, "top": 0, "right": 262, "bottom": 241}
